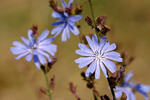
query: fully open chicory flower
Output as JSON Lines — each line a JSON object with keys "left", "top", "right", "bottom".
{"left": 51, "top": 0, "right": 82, "bottom": 41}
{"left": 74, "top": 34, "right": 122, "bottom": 79}
{"left": 115, "top": 72, "right": 150, "bottom": 100}
{"left": 10, "top": 29, "right": 57, "bottom": 69}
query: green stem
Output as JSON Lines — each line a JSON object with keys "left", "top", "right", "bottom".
{"left": 87, "top": 0, "right": 100, "bottom": 40}
{"left": 106, "top": 72, "right": 116, "bottom": 100}
{"left": 43, "top": 72, "right": 52, "bottom": 100}
{"left": 93, "top": 92, "right": 98, "bottom": 100}
{"left": 88, "top": 0, "right": 96, "bottom": 26}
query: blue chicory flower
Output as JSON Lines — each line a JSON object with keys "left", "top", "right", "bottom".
{"left": 115, "top": 86, "right": 136, "bottom": 100}
{"left": 115, "top": 72, "right": 150, "bottom": 100}
{"left": 10, "top": 29, "right": 57, "bottom": 69}
{"left": 74, "top": 34, "right": 122, "bottom": 79}
{"left": 51, "top": 0, "right": 82, "bottom": 41}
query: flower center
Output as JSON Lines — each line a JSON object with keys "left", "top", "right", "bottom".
{"left": 32, "top": 43, "right": 38, "bottom": 49}
{"left": 94, "top": 50, "right": 102, "bottom": 60}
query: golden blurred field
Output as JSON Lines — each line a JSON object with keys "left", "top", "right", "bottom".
{"left": 0, "top": 0, "right": 150, "bottom": 100}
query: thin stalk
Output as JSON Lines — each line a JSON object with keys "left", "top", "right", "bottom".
{"left": 88, "top": 0, "right": 96, "bottom": 26}
{"left": 87, "top": 1, "right": 116, "bottom": 99}
{"left": 106, "top": 72, "right": 116, "bottom": 100}
{"left": 43, "top": 72, "right": 52, "bottom": 100}
{"left": 87, "top": 0, "right": 100, "bottom": 40}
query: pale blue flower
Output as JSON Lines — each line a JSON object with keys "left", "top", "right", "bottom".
{"left": 51, "top": 0, "right": 82, "bottom": 42}
{"left": 115, "top": 72, "right": 150, "bottom": 100}
{"left": 115, "top": 86, "right": 136, "bottom": 100}
{"left": 10, "top": 29, "right": 57, "bottom": 69}
{"left": 134, "top": 84, "right": 150, "bottom": 100}
{"left": 74, "top": 34, "right": 122, "bottom": 79}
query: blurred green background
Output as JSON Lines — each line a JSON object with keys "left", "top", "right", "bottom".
{"left": 0, "top": 0, "right": 150, "bottom": 100}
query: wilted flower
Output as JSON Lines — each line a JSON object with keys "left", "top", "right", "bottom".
{"left": 51, "top": 0, "right": 82, "bottom": 41}
{"left": 115, "top": 72, "right": 150, "bottom": 100}
{"left": 75, "top": 34, "right": 122, "bottom": 79}
{"left": 10, "top": 29, "right": 57, "bottom": 69}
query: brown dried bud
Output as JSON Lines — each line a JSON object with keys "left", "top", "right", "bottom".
{"left": 40, "top": 65, "right": 46, "bottom": 74}
{"left": 31, "top": 24, "right": 38, "bottom": 36}
{"left": 111, "top": 66, "right": 125, "bottom": 84}
{"left": 101, "top": 25, "right": 110, "bottom": 35}
{"left": 69, "top": 82, "right": 76, "bottom": 94}
{"left": 121, "top": 92, "right": 127, "bottom": 100}
{"left": 85, "top": 16, "right": 93, "bottom": 27}
{"left": 50, "top": 75, "right": 55, "bottom": 90}
{"left": 65, "top": 8, "right": 72, "bottom": 16}
{"left": 75, "top": 6, "right": 82, "bottom": 14}
{"left": 81, "top": 72, "right": 86, "bottom": 78}
{"left": 49, "top": 0, "right": 64, "bottom": 13}
{"left": 87, "top": 82, "right": 93, "bottom": 89}
{"left": 69, "top": 82, "right": 81, "bottom": 100}
{"left": 96, "top": 16, "right": 107, "bottom": 25}
{"left": 96, "top": 16, "right": 110, "bottom": 35}
{"left": 40, "top": 87, "right": 47, "bottom": 95}
{"left": 47, "top": 57, "right": 57, "bottom": 70}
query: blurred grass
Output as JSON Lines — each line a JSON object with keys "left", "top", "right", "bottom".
{"left": 0, "top": 0, "right": 150, "bottom": 100}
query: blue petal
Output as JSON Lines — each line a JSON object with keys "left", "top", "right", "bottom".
{"left": 100, "top": 62, "right": 108, "bottom": 78}
{"left": 61, "top": 0, "right": 67, "bottom": 8}
{"left": 95, "top": 61, "right": 100, "bottom": 79}
{"left": 64, "top": 12, "right": 69, "bottom": 17}
{"left": 105, "top": 43, "right": 116, "bottom": 52}
{"left": 10, "top": 47, "right": 27, "bottom": 55}
{"left": 62, "top": 25, "right": 70, "bottom": 41}
{"left": 103, "top": 59, "right": 116, "bottom": 73}
{"left": 52, "top": 11, "right": 64, "bottom": 19}
{"left": 92, "top": 34, "right": 98, "bottom": 44}
{"left": 104, "top": 51, "right": 122, "bottom": 62}
{"left": 129, "top": 91, "right": 136, "bottom": 100}
{"left": 85, "top": 60, "right": 97, "bottom": 77}
{"left": 39, "top": 37, "right": 54, "bottom": 45}
{"left": 13, "top": 41, "right": 27, "bottom": 49}
{"left": 92, "top": 34, "right": 99, "bottom": 50}
{"left": 69, "top": 24, "right": 79, "bottom": 35}
{"left": 15, "top": 51, "right": 29, "bottom": 60}
{"left": 99, "top": 36, "right": 107, "bottom": 50}
{"left": 52, "top": 21, "right": 65, "bottom": 26}
{"left": 25, "top": 53, "right": 32, "bottom": 62}
{"left": 68, "top": 0, "right": 74, "bottom": 7}
{"left": 28, "top": 29, "right": 34, "bottom": 41}
{"left": 124, "top": 71, "right": 133, "bottom": 82}
{"left": 39, "top": 44, "right": 57, "bottom": 56}
{"left": 37, "top": 50, "right": 52, "bottom": 62}
{"left": 105, "top": 54, "right": 122, "bottom": 62}
{"left": 101, "top": 41, "right": 110, "bottom": 55}
{"left": 68, "top": 15, "right": 82, "bottom": 22}
{"left": 86, "top": 35, "right": 96, "bottom": 52}
{"left": 105, "top": 51, "right": 121, "bottom": 58}
{"left": 51, "top": 24, "right": 65, "bottom": 35}
{"left": 78, "top": 43, "right": 93, "bottom": 54}
{"left": 38, "top": 30, "right": 49, "bottom": 42}
{"left": 135, "top": 84, "right": 150, "bottom": 99}
{"left": 33, "top": 55, "right": 40, "bottom": 69}
{"left": 36, "top": 52, "right": 47, "bottom": 65}
{"left": 21, "top": 37, "right": 30, "bottom": 46}
{"left": 115, "top": 87, "right": 123, "bottom": 98}
{"left": 76, "top": 50, "right": 92, "bottom": 56}
{"left": 74, "top": 57, "right": 93, "bottom": 68}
